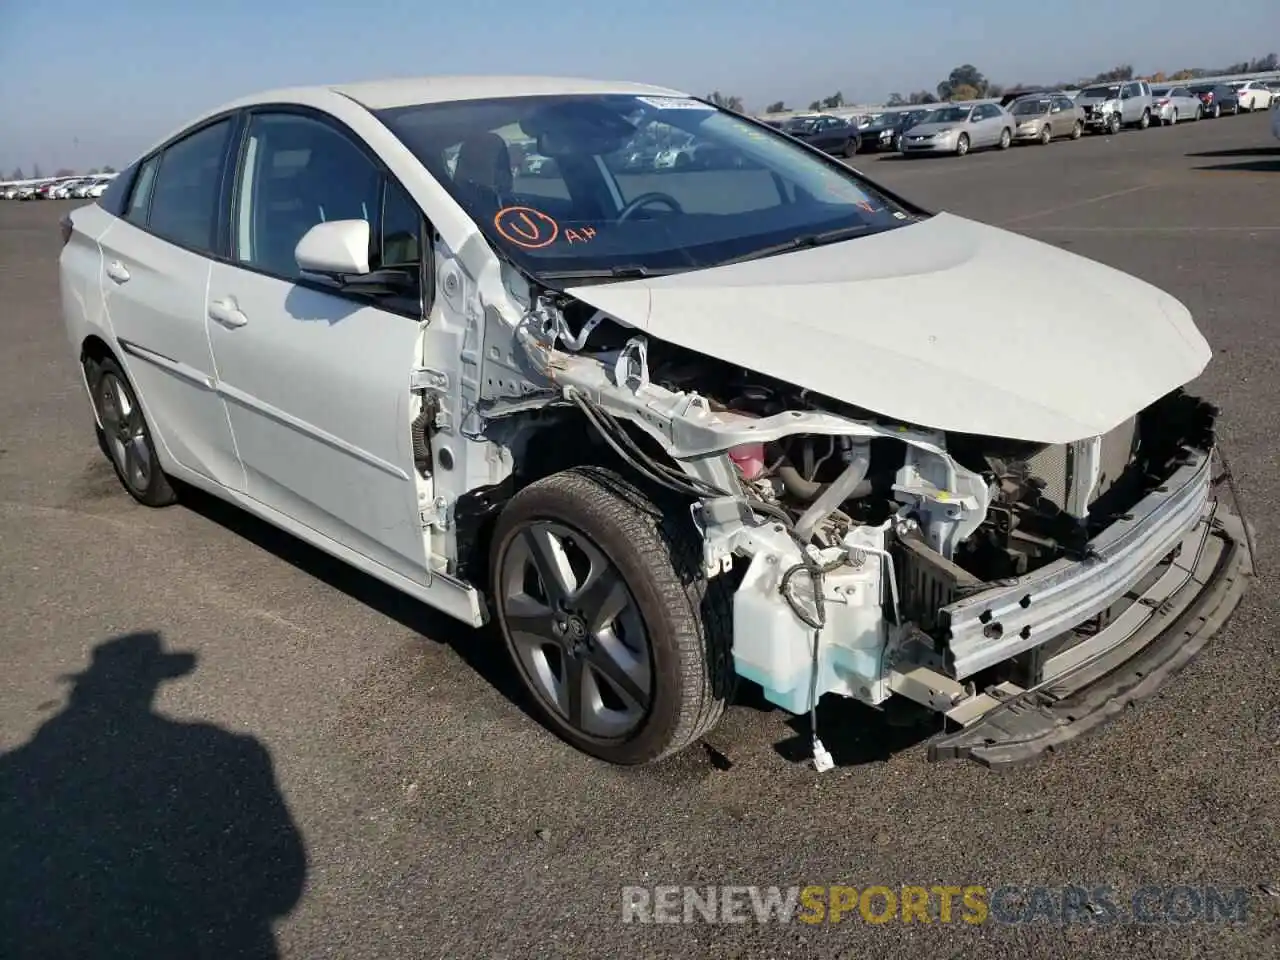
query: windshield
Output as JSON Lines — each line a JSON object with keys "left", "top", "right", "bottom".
{"left": 1081, "top": 85, "right": 1122, "bottom": 99}
{"left": 1012, "top": 99, "right": 1050, "bottom": 116}
{"left": 923, "top": 106, "right": 972, "bottom": 124}
{"left": 376, "top": 94, "right": 914, "bottom": 281}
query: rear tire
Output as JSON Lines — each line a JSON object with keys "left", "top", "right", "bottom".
{"left": 843, "top": 137, "right": 860, "bottom": 158}
{"left": 1138, "top": 109, "right": 1151, "bottom": 129}
{"left": 490, "top": 466, "right": 733, "bottom": 765}
{"left": 1039, "top": 124, "right": 1052, "bottom": 144}
{"left": 1212, "top": 103, "right": 1221, "bottom": 118}
{"left": 88, "top": 357, "right": 177, "bottom": 507}
{"left": 1172, "top": 108, "right": 1179, "bottom": 124}
{"left": 1071, "top": 120, "right": 1083, "bottom": 139}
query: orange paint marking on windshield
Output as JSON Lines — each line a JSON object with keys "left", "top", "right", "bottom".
{"left": 564, "top": 226, "right": 597, "bottom": 244}
{"left": 494, "top": 206, "right": 560, "bottom": 249}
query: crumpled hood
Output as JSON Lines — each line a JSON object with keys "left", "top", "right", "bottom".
{"left": 565, "top": 212, "right": 1211, "bottom": 444}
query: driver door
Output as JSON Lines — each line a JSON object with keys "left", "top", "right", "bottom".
{"left": 204, "top": 109, "right": 432, "bottom": 585}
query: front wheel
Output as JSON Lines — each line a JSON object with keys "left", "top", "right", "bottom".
{"left": 89, "top": 356, "right": 177, "bottom": 507}
{"left": 843, "top": 137, "right": 860, "bottom": 158}
{"left": 1109, "top": 113, "right": 1122, "bottom": 134}
{"left": 1039, "top": 124, "right": 1052, "bottom": 145}
{"left": 998, "top": 128, "right": 1012, "bottom": 149}
{"left": 955, "top": 133, "right": 970, "bottom": 156}
{"left": 490, "top": 466, "right": 733, "bottom": 765}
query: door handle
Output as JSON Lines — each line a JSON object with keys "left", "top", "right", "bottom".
{"left": 208, "top": 297, "right": 248, "bottom": 328}
{"left": 105, "top": 261, "right": 130, "bottom": 284}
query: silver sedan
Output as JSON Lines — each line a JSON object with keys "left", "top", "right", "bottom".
{"left": 1151, "top": 85, "right": 1203, "bottom": 124}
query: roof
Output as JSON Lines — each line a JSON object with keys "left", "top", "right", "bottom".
{"left": 328, "top": 75, "right": 689, "bottom": 110}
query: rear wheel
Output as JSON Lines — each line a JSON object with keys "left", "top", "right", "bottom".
{"left": 89, "top": 357, "right": 177, "bottom": 507}
{"left": 843, "top": 136, "right": 860, "bottom": 158}
{"left": 1138, "top": 109, "right": 1151, "bottom": 129}
{"left": 1071, "top": 120, "right": 1083, "bottom": 139}
{"left": 1212, "top": 103, "right": 1221, "bottom": 118}
{"left": 1039, "top": 124, "right": 1052, "bottom": 145}
{"left": 490, "top": 467, "right": 733, "bottom": 765}
{"left": 1172, "top": 108, "right": 1179, "bottom": 124}
{"left": 1195, "top": 104, "right": 1203, "bottom": 120}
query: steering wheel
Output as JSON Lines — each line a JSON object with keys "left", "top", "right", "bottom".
{"left": 616, "top": 192, "right": 684, "bottom": 222}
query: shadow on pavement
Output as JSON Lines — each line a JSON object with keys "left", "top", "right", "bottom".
{"left": 1193, "top": 158, "right": 1280, "bottom": 173}
{"left": 174, "top": 484, "right": 533, "bottom": 717}
{"left": 1185, "top": 146, "right": 1280, "bottom": 157}
{"left": 773, "top": 693, "right": 939, "bottom": 767}
{"left": 0, "top": 632, "right": 307, "bottom": 959}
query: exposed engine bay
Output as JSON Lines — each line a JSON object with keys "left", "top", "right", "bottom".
{"left": 433, "top": 280, "right": 1238, "bottom": 769}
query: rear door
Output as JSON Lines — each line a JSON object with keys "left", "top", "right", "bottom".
{"left": 204, "top": 108, "right": 431, "bottom": 584}
{"left": 95, "top": 118, "right": 245, "bottom": 490}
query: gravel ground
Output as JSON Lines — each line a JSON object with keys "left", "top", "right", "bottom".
{"left": 1, "top": 110, "right": 1278, "bottom": 960}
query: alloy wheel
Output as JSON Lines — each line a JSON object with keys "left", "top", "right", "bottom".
{"left": 97, "top": 371, "right": 153, "bottom": 495}
{"left": 498, "top": 520, "right": 652, "bottom": 741}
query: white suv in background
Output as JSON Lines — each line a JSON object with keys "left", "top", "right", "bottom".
{"left": 1076, "top": 80, "right": 1154, "bottom": 133}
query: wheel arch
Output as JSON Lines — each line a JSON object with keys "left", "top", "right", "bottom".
{"left": 451, "top": 408, "right": 700, "bottom": 595}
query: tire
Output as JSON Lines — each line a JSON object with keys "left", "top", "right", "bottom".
{"left": 998, "top": 128, "right": 1012, "bottom": 149}
{"left": 1039, "top": 124, "right": 1052, "bottom": 145}
{"left": 1196, "top": 105, "right": 1203, "bottom": 120}
{"left": 1137, "top": 109, "right": 1151, "bottom": 130}
{"left": 1212, "top": 103, "right": 1221, "bottom": 118}
{"left": 1108, "top": 113, "right": 1121, "bottom": 135}
{"left": 843, "top": 137, "right": 860, "bottom": 158}
{"left": 89, "top": 356, "right": 177, "bottom": 507}
{"left": 954, "top": 133, "right": 970, "bottom": 156}
{"left": 1071, "top": 120, "right": 1083, "bottom": 139}
{"left": 894, "top": 133, "right": 904, "bottom": 153}
{"left": 490, "top": 466, "right": 733, "bottom": 765}
{"left": 1172, "top": 108, "right": 1179, "bottom": 124}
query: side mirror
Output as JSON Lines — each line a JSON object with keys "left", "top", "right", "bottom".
{"left": 296, "top": 219, "right": 371, "bottom": 276}
{"left": 295, "top": 219, "right": 416, "bottom": 297}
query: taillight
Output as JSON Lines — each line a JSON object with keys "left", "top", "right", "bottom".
{"left": 59, "top": 214, "right": 73, "bottom": 247}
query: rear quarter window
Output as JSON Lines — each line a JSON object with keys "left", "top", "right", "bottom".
{"left": 97, "top": 165, "right": 136, "bottom": 217}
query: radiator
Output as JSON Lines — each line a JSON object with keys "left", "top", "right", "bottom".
{"left": 1026, "top": 416, "right": 1139, "bottom": 515}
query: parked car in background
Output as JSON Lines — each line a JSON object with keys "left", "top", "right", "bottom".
{"left": 86, "top": 178, "right": 112, "bottom": 198}
{"left": 890, "top": 109, "right": 932, "bottom": 152}
{"left": 1076, "top": 80, "right": 1154, "bottom": 133}
{"left": 1273, "top": 100, "right": 1280, "bottom": 140}
{"left": 1000, "top": 89, "right": 1058, "bottom": 108}
{"left": 901, "top": 103, "right": 1014, "bottom": 156}
{"left": 1009, "top": 94, "right": 1084, "bottom": 144}
{"left": 1150, "top": 85, "right": 1204, "bottom": 124}
{"left": 1189, "top": 83, "right": 1239, "bottom": 118}
{"left": 1230, "top": 80, "right": 1274, "bottom": 112}
{"left": 853, "top": 112, "right": 902, "bottom": 152}
{"left": 778, "top": 114, "right": 861, "bottom": 158}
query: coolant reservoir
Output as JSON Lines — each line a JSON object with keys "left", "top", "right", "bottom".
{"left": 731, "top": 524, "right": 889, "bottom": 714}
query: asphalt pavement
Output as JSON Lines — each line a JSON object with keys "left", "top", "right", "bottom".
{"left": 1, "top": 111, "right": 1278, "bottom": 960}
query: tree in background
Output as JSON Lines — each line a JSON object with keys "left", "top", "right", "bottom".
{"left": 937, "top": 64, "right": 988, "bottom": 101}
{"left": 821, "top": 91, "right": 844, "bottom": 108}
{"left": 908, "top": 90, "right": 938, "bottom": 104}
{"left": 808, "top": 100, "right": 822, "bottom": 111}
{"left": 1087, "top": 65, "right": 1134, "bottom": 83}
{"left": 886, "top": 92, "right": 907, "bottom": 106}
{"left": 101, "top": 165, "right": 116, "bottom": 174}
{"left": 949, "top": 84, "right": 981, "bottom": 101}
{"left": 9, "top": 168, "right": 23, "bottom": 180}
{"left": 32, "top": 164, "right": 43, "bottom": 178}
{"left": 765, "top": 100, "right": 786, "bottom": 113}
{"left": 706, "top": 91, "right": 745, "bottom": 112}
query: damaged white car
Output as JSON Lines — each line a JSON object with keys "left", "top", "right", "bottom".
{"left": 59, "top": 76, "right": 1254, "bottom": 769}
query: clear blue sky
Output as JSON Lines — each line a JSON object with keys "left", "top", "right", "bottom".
{"left": 2, "top": 0, "right": 1276, "bottom": 174}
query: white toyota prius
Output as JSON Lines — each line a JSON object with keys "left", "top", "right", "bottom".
{"left": 59, "top": 75, "right": 1253, "bottom": 770}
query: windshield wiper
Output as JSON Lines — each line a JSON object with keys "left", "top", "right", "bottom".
{"left": 711, "top": 223, "right": 874, "bottom": 269}
{"left": 534, "top": 264, "right": 687, "bottom": 282}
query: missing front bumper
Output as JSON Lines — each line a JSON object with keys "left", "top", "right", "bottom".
{"left": 927, "top": 506, "right": 1251, "bottom": 768}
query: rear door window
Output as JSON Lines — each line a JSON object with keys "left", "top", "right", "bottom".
{"left": 146, "top": 119, "right": 233, "bottom": 253}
